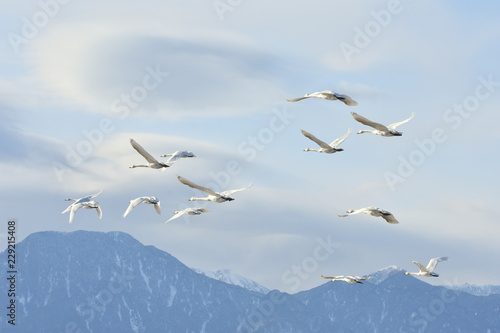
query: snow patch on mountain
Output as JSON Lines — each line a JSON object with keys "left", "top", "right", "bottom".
{"left": 193, "top": 268, "right": 270, "bottom": 294}
{"left": 443, "top": 283, "right": 500, "bottom": 296}
{"left": 367, "top": 265, "right": 406, "bottom": 285}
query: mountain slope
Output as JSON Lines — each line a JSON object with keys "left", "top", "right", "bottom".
{"left": 0, "top": 231, "right": 317, "bottom": 333}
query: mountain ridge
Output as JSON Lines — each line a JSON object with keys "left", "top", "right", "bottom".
{"left": 1, "top": 230, "right": 498, "bottom": 333}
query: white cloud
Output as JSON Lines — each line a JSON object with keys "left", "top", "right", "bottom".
{"left": 28, "top": 20, "right": 287, "bottom": 119}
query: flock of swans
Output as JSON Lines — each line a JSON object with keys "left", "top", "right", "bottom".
{"left": 61, "top": 88, "right": 448, "bottom": 283}
{"left": 288, "top": 90, "right": 448, "bottom": 283}
{"left": 61, "top": 138, "right": 251, "bottom": 224}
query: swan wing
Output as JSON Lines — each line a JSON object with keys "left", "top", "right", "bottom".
{"left": 343, "top": 276, "right": 358, "bottom": 282}
{"left": 164, "top": 152, "right": 181, "bottom": 163}
{"left": 426, "top": 257, "right": 448, "bottom": 272}
{"left": 164, "top": 209, "right": 187, "bottom": 223}
{"left": 333, "top": 93, "right": 358, "bottom": 106}
{"left": 221, "top": 183, "right": 252, "bottom": 196}
{"left": 130, "top": 139, "right": 160, "bottom": 164}
{"left": 309, "top": 91, "right": 334, "bottom": 98}
{"left": 95, "top": 205, "right": 103, "bottom": 219}
{"left": 380, "top": 211, "right": 399, "bottom": 224}
{"left": 165, "top": 151, "right": 196, "bottom": 163}
{"left": 61, "top": 204, "right": 73, "bottom": 214}
{"left": 154, "top": 202, "right": 162, "bottom": 215}
{"left": 287, "top": 96, "right": 310, "bottom": 102}
{"left": 69, "top": 203, "right": 83, "bottom": 224}
{"left": 355, "top": 276, "right": 372, "bottom": 281}
{"left": 387, "top": 113, "right": 415, "bottom": 130}
{"left": 351, "top": 112, "right": 389, "bottom": 131}
{"left": 412, "top": 261, "right": 429, "bottom": 273}
{"left": 300, "top": 129, "right": 330, "bottom": 149}
{"left": 329, "top": 128, "right": 352, "bottom": 148}
{"left": 123, "top": 197, "right": 144, "bottom": 217}
{"left": 177, "top": 175, "right": 218, "bottom": 196}
{"left": 321, "top": 275, "right": 338, "bottom": 280}
{"left": 88, "top": 189, "right": 103, "bottom": 199}
{"left": 338, "top": 207, "right": 371, "bottom": 217}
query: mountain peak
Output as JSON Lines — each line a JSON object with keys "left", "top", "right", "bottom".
{"left": 367, "top": 265, "right": 406, "bottom": 285}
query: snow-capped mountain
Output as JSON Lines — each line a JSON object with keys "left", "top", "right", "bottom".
{"left": 366, "top": 265, "right": 406, "bottom": 285}
{"left": 1, "top": 231, "right": 499, "bottom": 333}
{"left": 443, "top": 283, "right": 500, "bottom": 297}
{"left": 193, "top": 268, "right": 270, "bottom": 294}
{"left": 296, "top": 265, "right": 500, "bottom": 333}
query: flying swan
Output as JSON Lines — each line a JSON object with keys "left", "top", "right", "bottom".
{"left": 351, "top": 112, "right": 415, "bottom": 136}
{"left": 164, "top": 207, "right": 210, "bottom": 223}
{"left": 338, "top": 206, "right": 399, "bottom": 224}
{"left": 301, "top": 128, "right": 352, "bottom": 154}
{"left": 61, "top": 190, "right": 103, "bottom": 223}
{"left": 321, "top": 275, "right": 372, "bottom": 284}
{"left": 67, "top": 201, "right": 102, "bottom": 224}
{"left": 287, "top": 91, "right": 358, "bottom": 106}
{"left": 405, "top": 257, "right": 448, "bottom": 277}
{"left": 123, "top": 196, "right": 161, "bottom": 218}
{"left": 160, "top": 151, "right": 196, "bottom": 163}
{"left": 129, "top": 138, "right": 173, "bottom": 170}
{"left": 177, "top": 175, "right": 251, "bottom": 203}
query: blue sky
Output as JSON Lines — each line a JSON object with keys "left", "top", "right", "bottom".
{"left": 1, "top": 0, "right": 499, "bottom": 292}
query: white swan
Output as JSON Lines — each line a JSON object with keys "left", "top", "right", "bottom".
{"left": 123, "top": 196, "right": 161, "bottom": 218}
{"left": 338, "top": 206, "right": 399, "bottom": 224}
{"left": 129, "top": 138, "right": 173, "bottom": 169}
{"left": 61, "top": 190, "right": 102, "bottom": 219}
{"left": 68, "top": 201, "right": 102, "bottom": 224}
{"left": 301, "top": 128, "right": 352, "bottom": 154}
{"left": 405, "top": 257, "right": 448, "bottom": 277}
{"left": 160, "top": 151, "right": 196, "bottom": 163}
{"left": 287, "top": 91, "right": 358, "bottom": 106}
{"left": 321, "top": 275, "right": 372, "bottom": 284}
{"left": 351, "top": 112, "right": 415, "bottom": 136}
{"left": 164, "top": 207, "right": 210, "bottom": 223}
{"left": 177, "top": 175, "right": 251, "bottom": 203}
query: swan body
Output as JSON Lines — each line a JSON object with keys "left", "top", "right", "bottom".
{"left": 301, "top": 128, "right": 352, "bottom": 153}
{"left": 164, "top": 207, "right": 210, "bottom": 223}
{"left": 129, "top": 138, "right": 173, "bottom": 169}
{"left": 405, "top": 257, "right": 448, "bottom": 277}
{"left": 321, "top": 275, "right": 371, "bottom": 284}
{"left": 338, "top": 206, "right": 399, "bottom": 224}
{"left": 160, "top": 151, "right": 196, "bottom": 163}
{"left": 351, "top": 112, "right": 415, "bottom": 136}
{"left": 123, "top": 196, "right": 161, "bottom": 218}
{"left": 68, "top": 201, "right": 102, "bottom": 224}
{"left": 287, "top": 91, "right": 358, "bottom": 106}
{"left": 177, "top": 175, "right": 251, "bottom": 203}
